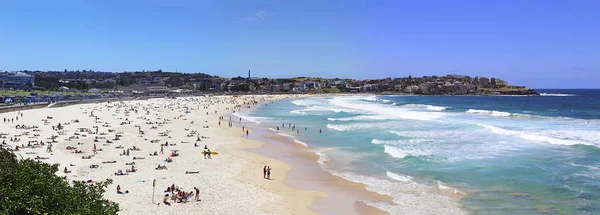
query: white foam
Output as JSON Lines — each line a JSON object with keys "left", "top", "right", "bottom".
{"left": 326, "top": 124, "right": 346, "bottom": 131}
{"left": 327, "top": 115, "right": 388, "bottom": 122}
{"left": 329, "top": 97, "right": 443, "bottom": 121}
{"left": 314, "top": 149, "right": 331, "bottom": 167}
{"left": 466, "top": 109, "right": 490, "bottom": 114}
{"left": 290, "top": 110, "right": 306, "bottom": 115}
{"left": 313, "top": 163, "right": 465, "bottom": 214}
{"left": 384, "top": 145, "right": 410, "bottom": 159}
{"left": 273, "top": 131, "right": 309, "bottom": 147}
{"left": 401, "top": 104, "right": 448, "bottom": 111}
{"left": 363, "top": 95, "right": 378, "bottom": 102}
{"left": 373, "top": 138, "right": 435, "bottom": 146}
{"left": 386, "top": 171, "right": 414, "bottom": 182}
{"left": 540, "top": 93, "right": 575, "bottom": 96}
{"left": 477, "top": 123, "right": 589, "bottom": 146}
{"left": 326, "top": 123, "right": 381, "bottom": 132}
{"left": 467, "top": 109, "right": 511, "bottom": 117}
{"left": 291, "top": 105, "right": 350, "bottom": 115}
{"left": 389, "top": 130, "right": 404, "bottom": 137}
{"left": 232, "top": 112, "right": 264, "bottom": 124}
{"left": 371, "top": 139, "right": 387, "bottom": 144}
{"left": 291, "top": 99, "right": 323, "bottom": 106}
{"left": 427, "top": 105, "right": 448, "bottom": 111}
{"left": 293, "top": 139, "right": 308, "bottom": 147}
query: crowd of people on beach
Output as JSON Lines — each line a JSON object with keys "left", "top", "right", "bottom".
{"left": 0, "top": 95, "right": 314, "bottom": 213}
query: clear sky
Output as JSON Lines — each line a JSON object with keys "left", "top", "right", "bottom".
{"left": 1, "top": 0, "right": 599, "bottom": 88}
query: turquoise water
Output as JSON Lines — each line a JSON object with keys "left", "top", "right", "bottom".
{"left": 239, "top": 90, "right": 600, "bottom": 214}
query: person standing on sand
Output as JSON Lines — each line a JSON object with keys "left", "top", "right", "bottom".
{"left": 246, "top": 129, "right": 249, "bottom": 137}
{"left": 263, "top": 166, "right": 267, "bottom": 179}
{"left": 267, "top": 166, "right": 272, "bottom": 180}
{"left": 194, "top": 187, "right": 200, "bottom": 201}
{"left": 160, "top": 145, "right": 164, "bottom": 154}
{"left": 93, "top": 144, "right": 97, "bottom": 154}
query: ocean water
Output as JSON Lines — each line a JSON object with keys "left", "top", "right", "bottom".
{"left": 241, "top": 89, "right": 600, "bottom": 214}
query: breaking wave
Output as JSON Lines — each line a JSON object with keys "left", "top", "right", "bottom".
{"left": 540, "top": 93, "right": 575, "bottom": 96}
{"left": 330, "top": 97, "right": 444, "bottom": 121}
{"left": 313, "top": 150, "right": 465, "bottom": 215}
{"left": 466, "top": 109, "right": 511, "bottom": 117}
{"left": 327, "top": 115, "right": 388, "bottom": 122}
{"left": 477, "top": 123, "right": 593, "bottom": 146}
{"left": 401, "top": 104, "right": 449, "bottom": 111}
{"left": 386, "top": 171, "right": 414, "bottom": 182}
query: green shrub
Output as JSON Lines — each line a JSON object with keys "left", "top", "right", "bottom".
{"left": 0, "top": 148, "right": 118, "bottom": 215}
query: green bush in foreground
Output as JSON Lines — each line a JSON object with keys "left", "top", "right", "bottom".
{"left": 0, "top": 148, "right": 119, "bottom": 215}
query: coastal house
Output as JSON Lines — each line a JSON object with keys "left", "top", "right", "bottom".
{"left": 394, "top": 84, "right": 403, "bottom": 91}
{"left": 283, "top": 83, "right": 292, "bottom": 91}
{"left": 348, "top": 87, "right": 361, "bottom": 93}
{"left": 147, "top": 85, "right": 168, "bottom": 93}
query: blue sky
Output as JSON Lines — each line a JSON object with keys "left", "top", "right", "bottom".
{"left": 1, "top": 0, "right": 599, "bottom": 88}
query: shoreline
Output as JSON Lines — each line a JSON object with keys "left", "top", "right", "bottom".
{"left": 233, "top": 98, "right": 396, "bottom": 215}
{"left": 235, "top": 95, "right": 467, "bottom": 215}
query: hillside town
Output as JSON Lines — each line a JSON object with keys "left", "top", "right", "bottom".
{"left": 1, "top": 70, "right": 538, "bottom": 96}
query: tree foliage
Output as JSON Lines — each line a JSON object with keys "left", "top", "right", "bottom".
{"left": 0, "top": 148, "right": 119, "bottom": 215}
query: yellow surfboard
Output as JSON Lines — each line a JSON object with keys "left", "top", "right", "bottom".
{"left": 202, "top": 151, "right": 219, "bottom": 155}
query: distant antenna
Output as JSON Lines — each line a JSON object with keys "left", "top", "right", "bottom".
{"left": 248, "top": 70, "right": 251, "bottom": 79}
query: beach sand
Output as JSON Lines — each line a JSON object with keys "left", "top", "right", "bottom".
{"left": 0, "top": 94, "right": 393, "bottom": 215}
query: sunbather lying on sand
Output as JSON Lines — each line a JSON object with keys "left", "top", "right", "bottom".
{"left": 125, "top": 166, "right": 137, "bottom": 172}
{"left": 156, "top": 165, "right": 168, "bottom": 170}
{"left": 35, "top": 156, "right": 49, "bottom": 160}
{"left": 89, "top": 164, "right": 99, "bottom": 168}
{"left": 185, "top": 171, "right": 199, "bottom": 174}
{"left": 82, "top": 156, "right": 93, "bottom": 159}
{"left": 102, "top": 160, "right": 117, "bottom": 163}
{"left": 150, "top": 151, "right": 158, "bottom": 156}
{"left": 115, "top": 170, "right": 128, "bottom": 176}
{"left": 125, "top": 162, "right": 135, "bottom": 165}
{"left": 133, "top": 157, "right": 145, "bottom": 160}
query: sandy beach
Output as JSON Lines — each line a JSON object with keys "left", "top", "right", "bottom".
{"left": 0, "top": 94, "right": 394, "bottom": 214}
